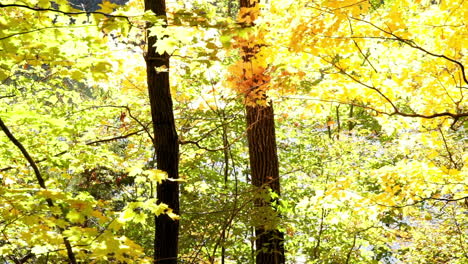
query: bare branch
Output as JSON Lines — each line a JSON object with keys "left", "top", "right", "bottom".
{"left": 346, "top": 16, "right": 378, "bottom": 73}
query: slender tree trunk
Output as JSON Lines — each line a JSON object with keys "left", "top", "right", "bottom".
{"left": 238, "top": 1, "right": 285, "bottom": 263}
{"left": 144, "top": 0, "right": 179, "bottom": 263}
{"left": 246, "top": 105, "right": 285, "bottom": 264}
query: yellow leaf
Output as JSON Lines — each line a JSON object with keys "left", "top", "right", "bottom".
{"left": 97, "top": 1, "right": 119, "bottom": 13}
{"left": 128, "top": 166, "right": 143, "bottom": 176}
{"left": 66, "top": 209, "right": 85, "bottom": 224}
{"left": 166, "top": 208, "right": 180, "bottom": 220}
{"left": 144, "top": 169, "right": 168, "bottom": 184}
{"left": 119, "top": 207, "right": 136, "bottom": 222}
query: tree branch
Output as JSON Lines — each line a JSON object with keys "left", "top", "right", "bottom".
{"left": 377, "top": 195, "right": 468, "bottom": 209}
{"left": 0, "top": 25, "right": 99, "bottom": 41}
{"left": 0, "top": 94, "right": 15, "bottom": 100}
{"left": 0, "top": 116, "right": 77, "bottom": 264}
{"left": 86, "top": 129, "right": 144, "bottom": 145}
{"left": 0, "top": 116, "right": 46, "bottom": 189}
{"left": 350, "top": 16, "right": 468, "bottom": 85}
{"left": 179, "top": 139, "right": 225, "bottom": 152}
{"left": 0, "top": 3, "right": 131, "bottom": 23}
{"left": 0, "top": 129, "right": 145, "bottom": 172}
{"left": 318, "top": 58, "right": 468, "bottom": 128}
{"left": 76, "top": 105, "right": 154, "bottom": 145}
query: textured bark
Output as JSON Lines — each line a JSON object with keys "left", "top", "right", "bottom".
{"left": 240, "top": 0, "right": 257, "bottom": 8}
{"left": 246, "top": 105, "right": 285, "bottom": 264}
{"left": 238, "top": 0, "right": 285, "bottom": 263}
{"left": 144, "top": 0, "right": 179, "bottom": 263}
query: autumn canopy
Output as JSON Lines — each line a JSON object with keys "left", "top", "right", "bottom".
{"left": 0, "top": 0, "right": 467, "bottom": 263}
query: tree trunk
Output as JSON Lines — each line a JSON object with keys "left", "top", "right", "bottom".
{"left": 237, "top": 1, "right": 285, "bottom": 263}
{"left": 246, "top": 105, "right": 285, "bottom": 264}
{"left": 144, "top": 0, "right": 179, "bottom": 263}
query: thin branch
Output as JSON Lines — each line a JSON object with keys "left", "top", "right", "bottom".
{"left": 179, "top": 109, "right": 246, "bottom": 153}
{"left": 179, "top": 124, "right": 247, "bottom": 153}
{"left": 284, "top": 95, "right": 467, "bottom": 121}
{"left": 451, "top": 206, "right": 468, "bottom": 259}
{"left": 0, "top": 25, "right": 99, "bottom": 41}
{"left": 76, "top": 104, "right": 154, "bottom": 145}
{"left": 350, "top": 16, "right": 468, "bottom": 85}
{"left": 1, "top": 129, "right": 145, "bottom": 172}
{"left": 345, "top": 232, "right": 357, "bottom": 264}
{"left": 376, "top": 195, "right": 468, "bottom": 209}
{"left": 322, "top": 55, "right": 399, "bottom": 111}
{"left": 306, "top": 4, "right": 468, "bottom": 85}
{"left": 0, "top": 117, "right": 46, "bottom": 189}
{"left": 86, "top": 129, "right": 144, "bottom": 145}
{"left": 179, "top": 139, "right": 224, "bottom": 152}
{"left": 352, "top": 39, "right": 378, "bottom": 73}
{"left": 346, "top": 16, "right": 378, "bottom": 73}
{"left": 312, "top": 208, "right": 326, "bottom": 259}
{"left": 316, "top": 58, "right": 468, "bottom": 127}
{"left": 210, "top": 190, "right": 256, "bottom": 263}
{"left": 437, "top": 127, "right": 459, "bottom": 169}
{"left": 0, "top": 94, "right": 15, "bottom": 99}
{"left": 0, "top": 116, "right": 77, "bottom": 264}
{"left": 0, "top": 3, "right": 131, "bottom": 23}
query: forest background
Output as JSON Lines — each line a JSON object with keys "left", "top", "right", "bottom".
{"left": 0, "top": 0, "right": 467, "bottom": 263}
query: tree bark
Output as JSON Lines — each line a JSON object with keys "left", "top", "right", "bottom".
{"left": 246, "top": 105, "right": 285, "bottom": 264}
{"left": 143, "top": 0, "right": 179, "bottom": 263}
{"left": 237, "top": 0, "right": 285, "bottom": 263}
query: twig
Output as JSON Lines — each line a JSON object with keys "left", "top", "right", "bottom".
{"left": 76, "top": 104, "right": 154, "bottom": 145}
{"left": 86, "top": 129, "right": 144, "bottom": 145}
{"left": 437, "top": 127, "right": 459, "bottom": 169}
{"left": 346, "top": 17, "right": 378, "bottom": 73}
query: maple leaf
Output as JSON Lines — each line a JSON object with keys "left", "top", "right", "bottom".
{"left": 97, "top": 1, "right": 119, "bottom": 13}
